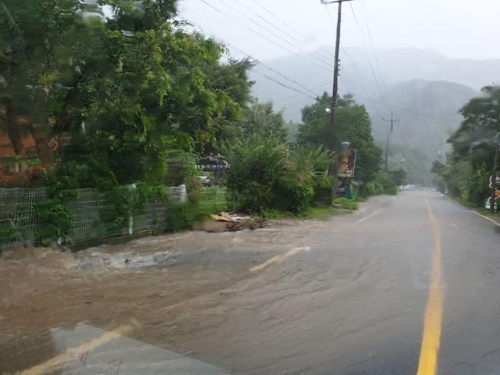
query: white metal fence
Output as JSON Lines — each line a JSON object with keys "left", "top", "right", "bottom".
{"left": 0, "top": 186, "right": 188, "bottom": 250}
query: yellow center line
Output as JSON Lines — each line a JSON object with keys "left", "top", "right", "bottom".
{"left": 18, "top": 319, "right": 140, "bottom": 375}
{"left": 416, "top": 194, "right": 444, "bottom": 375}
{"left": 249, "top": 247, "right": 310, "bottom": 273}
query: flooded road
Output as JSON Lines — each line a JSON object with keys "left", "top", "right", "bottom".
{"left": 2, "top": 191, "right": 500, "bottom": 374}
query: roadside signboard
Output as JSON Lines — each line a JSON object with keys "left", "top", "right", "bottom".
{"left": 336, "top": 149, "right": 357, "bottom": 178}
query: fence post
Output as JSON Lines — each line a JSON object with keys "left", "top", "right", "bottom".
{"left": 126, "top": 184, "right": 137, "bottom": 236}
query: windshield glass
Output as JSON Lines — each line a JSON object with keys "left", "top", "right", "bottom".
{"left": 1, "top": 0, "right": 500, "bottom": 374}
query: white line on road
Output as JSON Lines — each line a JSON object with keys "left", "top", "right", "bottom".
{"left": 473, "top": 211, "right": 500, "bottom": 227}
{"left": 445, "top": 194, "right": 500, "bottom": 228}
{"left": 249, "top": 246, "right": 310, "bottom": 273}
{"left": 355, "top": 209, "right": 384, "bottom": 225}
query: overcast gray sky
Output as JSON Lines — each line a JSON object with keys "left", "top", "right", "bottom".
{"left": 178, "top": 0, "right": 500, "bottom": 62}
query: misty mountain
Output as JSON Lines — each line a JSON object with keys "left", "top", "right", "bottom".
{"left": 249, "top": 48, "right": 488, "bottom": 184}
{"left": 371, "top": 79, "right": 480, "bottom": 151}
{"left": 371, "top": 79, "right": 479, "bottom": 185}
{"left": 250, "top": 47, "right": 498, "bottom": 122}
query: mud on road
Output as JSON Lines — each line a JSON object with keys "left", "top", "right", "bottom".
{"left": 0, "top": 209, "right": 357, "bottom": 375}
{"left": 0, "top": 196, "right": 396, "bottom": 375}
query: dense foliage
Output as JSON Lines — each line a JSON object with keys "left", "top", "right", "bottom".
{"left": 297, "top": 94, "right": 383, "bottom": 183}
{"left": 431, "top": 86, "right": 500, "bottom": 209}
{"left": 1, "top": 0, "right": 401, "bottom": 245}
{"left": 224, "top": 136, "right": 332, "bottom": 215}
{"left": 1, "top": 0, "right": 255, "bottom": 241}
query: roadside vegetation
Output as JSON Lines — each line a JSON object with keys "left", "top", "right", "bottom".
{"left": 1, "top": 0, "right": 405, "bottom": 245}
{"left": 430, "top": 86, "right": 500, "bottom": 214}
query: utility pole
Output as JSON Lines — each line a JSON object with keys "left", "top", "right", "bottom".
{"left": 490, "top": 133, "right": 499, "bottom": 213}
{"left": 322, "top": 0, "right": 352, "bottom": 152}
{"left": 382, "top": 111, "right": 399, "bottom": 172}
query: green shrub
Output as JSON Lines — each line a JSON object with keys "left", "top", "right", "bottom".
{"left": 333, "top": 197, "right": 358, "bottom": 210}
{"left": 165, "top": 187, "right": 227, "bottom": 232}
{"left": 468, "top": 169, "right": 490, "bottom": 207}
{"left": 165, "top": 202, "right": 199, "bottom": 232}
{"left": 34, "top": 199, "right": 73, "bottom": 246}
{"left": 367, "top": 171, "right": 399, "bottom": 196}
{"left": 386, "top": 185, "right": 399, "bottom": 195}
{"left": 0, "top": 222, "right": 15, "bottom": 247}
{"left": 225, "top": 136, "right": 287, "bottom": 214}
{"left": 313, "top": 176, "right": 334, "bottom": 206}
{"left": 225, "top": 138, "right": 335, "bottom": 216}
{"left": 272, "top": 170, "right": 315, "bottom": 214}
{"left": 360, "top": 182, "right": 374, "bottom": 197}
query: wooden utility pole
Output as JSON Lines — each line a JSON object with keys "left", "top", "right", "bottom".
{"left": 383, "top": 111, "right": 400, "bottom": 172}
{"left": 490, "top": 133, "right": 499, "bottom": 213}
{"left": 322, "top": 0, "right": 352, "bottom": 152}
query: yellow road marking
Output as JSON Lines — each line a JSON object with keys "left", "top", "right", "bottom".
{"left": 356, "top": 209, "right": 383, "bottom": 224}
{"left": 416, "top": 195, "right": 444, "bottom": 375}
{"left": 19, "top": 321, "right": 137, "bottom": 375}
{"left": 249, "top": 246, "right": 310, "bottom": 273}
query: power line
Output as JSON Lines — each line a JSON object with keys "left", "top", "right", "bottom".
{"left": 244, "top": 0, "right": 339, "bottom": 63}
{"left": 235, "top": 0, "right": 338, "bottom": 70}
{"left": 329, "top": 0, "right": 383, "bottom": 103}
{"left": 225, "top": 43, "right": 321, "bottom": 97}
{"left": 356, "top": 0, "right": 398, "bottom": 117}
{"left": 337, "top": 88, "right": 437, "bottom": 120}
{"left": 184, "top": 20, "right": 322, "bottom": 102}
{"left": 216, "top": 0, "right": 335, "bottom": 69}
{"left": 200, "top": 0, "right": 221, "bottom": 13}
{"left": 322, "top": 0, "right": 354, "bottom": 153}
{"left": 356, "top": 2, "right": 389, "bottom": 94}
{"left": 274, "top": 81, "right": 334, "bottom": 104}
{"left": 321, "top": 5, "right": 355, "bottom": 95}
{"left": 201, "top": 0, "right": 334, "bottom": 72}
{"left": 247, "top": 26, "right": 332, "bottom": 72}
{"left": 252, "top": 71, "right": 317, "bottom": 100}
{"left": 185, "top": 16, "right": 431, "bottom": 121}
{"left": 340, "top": 42, "right": 385, "bottom": 119}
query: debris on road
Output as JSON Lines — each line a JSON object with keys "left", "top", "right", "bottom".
{"left": 210, "top": 212, "right": 251, "bottom": 223}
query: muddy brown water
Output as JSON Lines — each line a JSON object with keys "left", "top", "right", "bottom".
{"left": 0, "top": 214, "right": 360, "bottom": 375}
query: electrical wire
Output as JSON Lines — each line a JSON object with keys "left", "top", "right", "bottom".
{"left": 185, "top": 18, "right": 435, "bottom": 121}
{"left": 252, "top": 71, "right": 317, "bottom": 100}
{"left": 340, "top": 42, "right": 385, "bottom": 119}
{"left": 225, "top": 43, "right": 321, "bottom": 97}
{"left": 184, "top": 20, "right": 322, "bottom": 101}
{"left": 200, "top": 0, "right": 221, "bottom": 13}
{"left": 356, "top": 0, "right": 398, "bottom": 118}
{"left": 225, "top": 0, "right": 333, "bottom": 68}
{"left": 202, "top": 0, "right": 334, "bottom": 72}
{"left": 243, "top": 0, "right": 338, "bottom": 63}
{"left": 323, "top": 5, "right": 356, "bottom": 93}
{"left": 326, "top": 1, "right": 383, "bottom": 102}
{"left": 216, "top": 0, "right": 335, "bottom": 69}
{"left": 338, "top": 88, "right": 437, "bottom": 120}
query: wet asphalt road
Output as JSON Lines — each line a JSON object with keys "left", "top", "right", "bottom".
{"left": 166, "top": 189, "right": 500, "bottom": 375}
{"left": 3, "top": 189, "right": 500, "bottom": 375}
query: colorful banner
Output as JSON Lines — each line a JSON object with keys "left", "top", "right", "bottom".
{"left": 336, "top": 149, "right": 357, "bottom": 178}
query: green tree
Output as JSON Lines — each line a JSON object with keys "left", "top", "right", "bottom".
{"left": 1, "top": 0, "right": 255, "bottom": 187}
{"left": 1, "top": 0, "right": 259, "bottom": 239}
{"left": 430, "top": 85, "right": 500, "bottom": 206}
{"left": 230, "top": 99, "right": 289, "bottom": 143}
{"left": 388, "top": 169, "right": 407, "bottom": 186}
{"left": 297, "top": 93, "right": 382, "bottom": 183}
